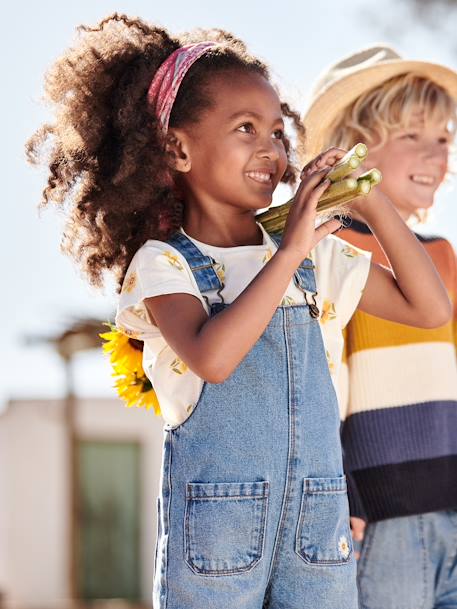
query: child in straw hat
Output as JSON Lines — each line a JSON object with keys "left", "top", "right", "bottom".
{"left": 303, "top": 46, "right": 457, "bottom": 608}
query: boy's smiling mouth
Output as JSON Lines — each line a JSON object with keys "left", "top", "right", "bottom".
{"left": 410, "top": 174, "right": 436, "bottom": 186}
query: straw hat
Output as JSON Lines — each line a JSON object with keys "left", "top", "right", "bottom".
{"left": 302, "top": 45, "right": 457, "bottom": 158}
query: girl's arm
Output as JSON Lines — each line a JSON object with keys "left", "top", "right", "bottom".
{"left": 355, "top": 190, "right": 452, "bottom": 327}
{"left": 146, "top": 151, "right": 343, "bottom": 383}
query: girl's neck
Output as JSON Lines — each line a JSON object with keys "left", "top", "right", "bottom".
{"left": 183, "top": 206, "right": 264, "bottom": 247}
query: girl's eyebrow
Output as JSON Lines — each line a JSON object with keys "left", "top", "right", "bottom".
{"left": 228, "top": 110, "right": 284, "bottom": 124}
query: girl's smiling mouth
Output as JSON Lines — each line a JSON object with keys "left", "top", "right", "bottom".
{"left": 246, "top": 170, "right": 274, "bottom": 185}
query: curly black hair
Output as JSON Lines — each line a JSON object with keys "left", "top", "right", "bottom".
{"left": 27, "top": 14, "right": 305, "bottom": 290}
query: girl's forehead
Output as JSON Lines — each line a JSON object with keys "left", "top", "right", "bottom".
{"left": 206, "top": 72, "right": 282, "bottom": 119}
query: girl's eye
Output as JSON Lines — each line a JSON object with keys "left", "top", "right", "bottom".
{"left": 238, "top": 123, "right": 255, "bottom": 134}
{"left": 273, "top": 129, "right": 285, "bottom": 140}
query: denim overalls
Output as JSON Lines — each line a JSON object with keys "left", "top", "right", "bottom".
{"left": 153, "top": 232, "right": 358, "bottom": 609}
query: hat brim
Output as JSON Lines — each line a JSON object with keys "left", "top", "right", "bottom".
{"left": 302, "top": 59, "right": 457, "bottom": 159}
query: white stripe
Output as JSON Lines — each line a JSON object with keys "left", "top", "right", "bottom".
{"left": 347, "top": 342, "right": 457, "bottom": 414}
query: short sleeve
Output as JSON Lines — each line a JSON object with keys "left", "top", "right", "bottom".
{"left": 314, "top": 235, "right": 372, "bottom": 330}
{"left": 115, "top": 240, "right": 206, "bottom": 340}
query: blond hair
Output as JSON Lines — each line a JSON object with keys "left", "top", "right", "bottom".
{"left": 319, "top": 74, "right": 456, "bottom": 224}
{"left": 321, "top": 73, "right": 457, "bottom": 152}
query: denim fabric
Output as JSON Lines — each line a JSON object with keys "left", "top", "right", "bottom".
{"left": 167, "top": 232, "right": 223, "bottom": 294}
{"left": 358, "top": 510, "right": 457, "bottom": 609}
{"left": 153, "top": 233, "right": 358, "bottom": 608}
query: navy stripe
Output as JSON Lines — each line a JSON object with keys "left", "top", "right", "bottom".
{"left": 342, "top": 400, "right": 457, "bottom": 470}
{"left": 416, "top": 232, "right": 447, "bottom": 244}
{"left": 352, "top": 455, "right": 457, "bottom": 522}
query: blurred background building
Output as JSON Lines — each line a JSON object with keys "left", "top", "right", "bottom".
{"left": 0, "top": 321, "right": 163, "bottom": 605}
{"left": 1, "top": 0, "right": 457, "bottom": 605}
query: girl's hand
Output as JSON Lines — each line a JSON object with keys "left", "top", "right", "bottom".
{"left": 280, "top": 148, "right": 346, "bottom": 261}
{"left": 300, "top": 147, "right": 346, "bottom": 179}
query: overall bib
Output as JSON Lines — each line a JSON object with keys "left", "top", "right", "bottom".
{"left": 153, "top": 233, "right": 358, "bottom": 609}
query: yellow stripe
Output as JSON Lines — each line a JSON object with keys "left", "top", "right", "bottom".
{"left": 347, "top": 310, "right": 454, "bottom": 355}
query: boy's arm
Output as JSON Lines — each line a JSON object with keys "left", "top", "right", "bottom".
{"left": 355, "top": 190, "right": 452, "bottom": 327}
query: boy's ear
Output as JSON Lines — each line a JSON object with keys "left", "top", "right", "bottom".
{"left": 165, "top": 129, "right": 192, "bottom": 173}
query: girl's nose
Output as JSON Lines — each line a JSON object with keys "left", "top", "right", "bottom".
{"left": 257, "top": 137, "right": 280, "bottom": 161}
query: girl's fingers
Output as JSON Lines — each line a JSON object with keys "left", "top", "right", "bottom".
{"left": 295, "top": 174, "right": 331, "bottom": 210}
{"left": 301, "top": 147, "right": 347, "bottom": 178}
{"left": 311, "top": 218, "right": 342, "bottom": 249}
{"left": 300, "top": 152, "right": 327, "bottom": 177}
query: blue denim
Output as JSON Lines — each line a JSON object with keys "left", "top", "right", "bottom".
{"left": 357, "top": 510, "right": 457, "bottom": 609}
{"left": 153, "top": 233, "right": 358, "bottom": 608}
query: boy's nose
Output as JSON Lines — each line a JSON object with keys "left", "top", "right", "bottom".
{"left": 421, "top": 141, "right": 448, "bottom": 167}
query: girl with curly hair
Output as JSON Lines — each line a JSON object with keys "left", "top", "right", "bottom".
{"left": 28, "top": 15, "right": 451, "bottom": 608}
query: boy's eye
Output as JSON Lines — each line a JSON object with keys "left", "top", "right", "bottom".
{"left": 238, "top": 123, "right": 255, "bottom": 134}
{"left": 401, "top": 133, "right": 418, "bottom": 141}
{"left": 273, "top": 129, "right": 285, "bottom": 140}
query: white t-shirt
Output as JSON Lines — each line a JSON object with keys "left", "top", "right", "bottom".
{"left": 116, "top": 224, "right": 371, "bottom": 427}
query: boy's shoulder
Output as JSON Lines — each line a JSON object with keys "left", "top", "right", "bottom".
{"left": 414, "top": 231, "right": 456, "bottom": 258}
{"left": 414, "top": 232, "right": 457, "bottom": 275}
{"left": 414, "top": 231, "right": 451, "bottom": 245}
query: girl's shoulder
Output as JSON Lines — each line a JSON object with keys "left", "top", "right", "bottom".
{"left": 126, "top": 237, "right": 194, "bottom": 277}
{"left": 120, "top": 236, "right": 200, "bottom": 303}
{"left": 116, "top": 237, "right": 205, "bottom": 341}
{"left": 311, "top": 233, "right": 371, "bottom": 265}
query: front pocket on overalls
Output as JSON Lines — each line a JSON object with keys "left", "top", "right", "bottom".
{"left": 295, "top": 476, "right": 352, "bottom": 566}
{"left": 185, "top": 480, "right": 269, "bottom": 576}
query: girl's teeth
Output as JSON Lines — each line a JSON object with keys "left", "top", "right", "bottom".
{"left": 247, "top": 172, "right": 271, "bottom": 183}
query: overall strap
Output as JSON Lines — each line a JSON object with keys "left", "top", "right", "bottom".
{"left": 166, "top": 232, "right": 223, "bottom": 299}
{"left": 269, "top": 232, "right": 320, "bottom": 319}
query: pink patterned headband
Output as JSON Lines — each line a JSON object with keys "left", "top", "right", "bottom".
{"left": 147, "top": 41, "right": 217, "bottom": 132}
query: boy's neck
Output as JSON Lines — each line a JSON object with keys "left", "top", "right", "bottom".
{"left": 350, "top": 207, "right": 411, "bottom": 224}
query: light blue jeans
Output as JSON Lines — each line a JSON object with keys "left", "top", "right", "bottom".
{"left": 153, "top": 232, "right": 358, "bottom": 608}
{"left": 357, "top": 510, "right": 457, "bottom": 609}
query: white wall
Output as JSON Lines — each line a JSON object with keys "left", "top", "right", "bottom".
{"left": 0, "top": 398, "right": 164, "bottom": 607}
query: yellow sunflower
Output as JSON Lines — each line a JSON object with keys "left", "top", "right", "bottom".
{"left": 100, "top": 325, "right": 161, "bottom": 415}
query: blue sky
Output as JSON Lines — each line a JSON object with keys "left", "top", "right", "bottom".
{"left": 2, "top": 0, "right": 457, "bottom": 410}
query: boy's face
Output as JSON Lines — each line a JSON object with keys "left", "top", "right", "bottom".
{"left": 365, "top": 114, "right": 453, "bottom": 220}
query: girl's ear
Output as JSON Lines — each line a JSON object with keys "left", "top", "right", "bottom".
{"left": 165, "top": 129, "right": 192, "bottom": 173}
